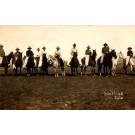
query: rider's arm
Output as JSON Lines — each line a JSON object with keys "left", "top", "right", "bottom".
{"left": 60, "top": 51, "right": 62, "bottom": 57}
{"left": 85, "top": 50, "right": 87, "bottom": 55}
{"left": 102, "top": 48, "right": 104, "bottom": 53}
{"left": 70, "top": 49, "right": 73, "bottom": 56}
{"left": 77, "top": 49, "right": 79, "bottom": 55}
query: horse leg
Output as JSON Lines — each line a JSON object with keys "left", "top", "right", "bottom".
{"left": 46, "top": 68, "right": 48, "bottom": 75}
{"left": 91, "top": 67, "right": 93, "bottom": 76}
{"left": 32, "top": 68, "right": 34, "bottom": 75}
{"left": 35, "top": 67, "right": 37, "bottom": 74}
{"left": 20, "top": 67, "right": 21, "bottom": 75}
{"left": 84, "top": 66, "right": 86, "bottom": 76}
{"left": 27, "top": 68, "right": 30, "bottom": 76}
{"left": 15, "top": 67, "right": 18, "bottom": 75}
{"left": 80, "top": 66, "right": 83, "bottom": 75}
{"left": 98, "top": 64, "right": 102, "bottom": 76}
{"left": 104, "top": 66, "right": 106, "bottom": 76}
{"left": 64, "top": 70, "right": 65, "bottom": 76}
{"left": 76, "top": 68, "right": 78, "bottom": 76}
{"left": 106, "top": 67, "right": 108, "bottom": 76}
{"left": 54, "top": 68, "right": 56, "bottom": 77}
{"left": 93, "top": 67, "right": 95, "bottom": 76}
{"left": 5, "top": 67, "right": 8, "bottom": 75}
{"left": 73, "top": 68, "right": 75, "bottom": 76}
{"left": 71, "top": 67, "right": 73, "bottom": 76}
{"left": 104, "top": 66, "right": 107, "bottom": 76}
{"left": 125, "top": 66, "right": 128, "bottom": 74}
{"left": 110, "top": 68, "right": 112, "bottom": 76}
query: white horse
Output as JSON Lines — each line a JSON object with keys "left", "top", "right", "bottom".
{"left": 123, "top": 55, "right": 135, "bottom": 74}
{"left": 48, "top": 55, "right": 65, "bottom": 77}
{"left": 112, "top": 51, "right": 124, "bottom": 76}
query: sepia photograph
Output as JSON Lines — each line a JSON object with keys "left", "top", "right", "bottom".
{"left": 1, "top": 0, "right": 135, "bottom": 135}
{"left": 0, "top": 25, "right": 135, "bottom": 110}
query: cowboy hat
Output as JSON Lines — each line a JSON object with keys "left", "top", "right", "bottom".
{"left": 0, "top": 44, "right": 3, "bottom": 47}
{"left": 42, "top": 46, "right": 46, "bottom": 49}
{"left": 15, "top": 47, "right": 20, "bottom": 50}
{"left": 73, "top": 43, "right": 76, "bottom": 46}
{"left": 27, "top": 46, "right": 32, "bottom": 49}
{"left": 87, "top": 45, "right": 90, "bottom": 49}
{"left": 103, "top": 43, "right": 108, "bottom": 46}
{"left": 56, "top": 46, "right": 60, "bottom": 49}
{"left": 128, "top": 47, "right": 132, "bottom": 50}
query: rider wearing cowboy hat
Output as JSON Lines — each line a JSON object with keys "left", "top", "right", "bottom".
{"left": 35, "top": 48, "right": 42, "bottom": 68}
{"left": 35, "top": 48, "right": 40, "bottom": 57}
{"left": 67, "top": 43, "right": 80, "bottom": 66}
{"left": 25, "top": 46, "right": 34, "bottom": 67}
{"left": 100, "top": 43, "right": 110, "bottom": 63}
{"left": 0, "top": 44, "right": 5, "bottom": 65}
{"left": 26, "top": 46, "right": 34, "bottom": 57}
{"left": 54, "top": 46, "right": 62, "bottom": 66}
{"left": 70, "top": 43, "right": 79, "bottom": 56}
{"left": 12, "top": 47, "right": 22, "bottom": 68}
{"left": 126, "top": 47, "right": 134, "bottom": 66}
{"left": 14, "top": 47, "right": 22, "bottom": 59}
{"left": 41, "top": 46, "right": 47, "bottom": 56}
{"left": 85, "top": 45, "right": 92, "bottom": 67}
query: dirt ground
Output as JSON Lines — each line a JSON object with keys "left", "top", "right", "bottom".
{"left": 0, "top": 64, "right": 135, "bottom": 110}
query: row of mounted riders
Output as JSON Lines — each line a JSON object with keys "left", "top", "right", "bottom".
{"left": 0, "top": 50, "right": 132, "bottom": 76}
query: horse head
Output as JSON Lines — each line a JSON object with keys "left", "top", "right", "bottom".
{"left": 73, "top": 52, "right": 78, "bottom": 58}
{"left": 110, "top": 49, "right": 117, "bottom": 59}
{"left": 92, "top": 50, "right": 97, "bottom": 58}
{"left": 7, "top": 51, "right": 14, "bottom": 61}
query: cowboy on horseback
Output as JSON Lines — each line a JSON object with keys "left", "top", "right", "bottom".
{"left": 35, "top": 48, "right": 40, "bottom": 58}
{"left": 14, "top": 48, "right": 22, "bottom": 59}
{"left": 25, "top": 46, "right": 34, "bottom": 67}
{"left": 13, "top": 47, "right": 22, "bottom": 64}
{"left": 85, "top": 45, "right": 92, "bottom": 67}
{"left": 41, "top": 46, "right": 47, "bottom": 56}
{"left": 68, "top": 43, "right": 79, "bottom": 66}
{"left": 0, "top": 44, "right": 5, "bottom": 66}
{"left": 100, "top": 43, "right": 110, "bottom": 63}
{"left": 35, "top": 48, "right": 42, "bottom": 67}
{"left": 54, "top": 46, "right": 61, "bottom": 67}
{"left": 126, "top": 47, "right": 134, "bottom": 68}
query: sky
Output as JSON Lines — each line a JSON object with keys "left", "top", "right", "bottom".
{"left": 0, "top": 25, "right": 135, "bottom": 61}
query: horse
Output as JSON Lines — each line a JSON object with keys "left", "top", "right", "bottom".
{"left": 1, "top": 52, "right": 14, "bottom": 75}
{"left": 12, "top": 52, "right": 23, "bottom": 75}
{"left": 26, "top": 56, "right": 35, "bottom": 76}
{"left": 81, "top": 50, "right": 97, "bottom": 76}
{"left": 41, "top": 54, "right": 49, "bottom": 75}
{"left": 111, "top": 51, "right": 123, "bottom": 76}
{"left": 123, "top": 56, "right": 135, "bottom": 74}
{"left": 97, "top": 49, "right": 117, "bottom": 76}
{"left": 48, "top": 55, "right": 65, "bottom": 77}
{"left": 80, "top": 57, "right": 87, "bottom": 75}
{"left": 34, "top": 56, "right": 41, "bottom": 74}
{"left": 70, "top": 52, "right": 79, "bottom": 76}
{"left": 90, "top": 50, "right": 97, "bottom": 76}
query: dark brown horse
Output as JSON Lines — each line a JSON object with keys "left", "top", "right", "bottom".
{"left": 41, "top": 54, "right": 48, "bottom": 75}
{"left": 1, "top": 52, "right": 14, "bottom": 75}
{"left": 12, "top": 52, "right": 23, "bottom": 75}
{"left": 97, "top": 49, "right": 117, "bottom": 76}
{"left": 70, "top": 52, "right": 79, "bottom": 76}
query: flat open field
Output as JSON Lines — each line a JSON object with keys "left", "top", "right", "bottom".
{"left": 0, "top": 63, "right": 135, "bottom": 110}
